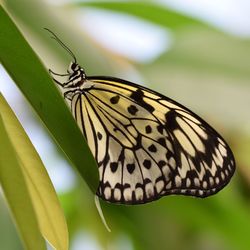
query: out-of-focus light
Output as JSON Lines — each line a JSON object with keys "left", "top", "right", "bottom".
{"left": 71, "top": 231, "right": 102, "bottom": 250}
{"left": 77, "top": 9, "right": 172, "bottom": 62}
{"left": 108, "top": 234, "right": 134, "bottom": 250}
{"left": 159, "top": 0, "right": 250, "bottom": 37}
{"left": 46, "top": 159, "right": 76, "bottom": 193}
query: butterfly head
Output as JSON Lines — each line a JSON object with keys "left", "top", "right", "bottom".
{"left": 67, "top": 61, "right": 86, "bottom": 86}
{"left": 45, "top": 28, "right": 87, "bottom": 87}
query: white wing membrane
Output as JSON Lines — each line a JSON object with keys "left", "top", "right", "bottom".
{"left": 71, "top": 77, "right": 235, "bottom": 204}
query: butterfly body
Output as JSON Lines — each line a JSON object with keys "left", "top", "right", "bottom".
{"left": 50, "top": 60, "right": 235, "bottom": 205}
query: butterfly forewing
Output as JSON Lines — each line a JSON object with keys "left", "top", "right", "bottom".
{"left": 70, "top": 76, "right": 235, "bottom": 204}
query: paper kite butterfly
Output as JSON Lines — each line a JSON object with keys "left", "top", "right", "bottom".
{"left": 46, "top": 29, "right": 235, "bottom": 205}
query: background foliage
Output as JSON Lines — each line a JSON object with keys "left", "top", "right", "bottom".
{"left": 1, "top": 0, "right": 250, "bottom": 249}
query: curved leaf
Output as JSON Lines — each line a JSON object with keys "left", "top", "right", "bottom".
{"left": 0, "top": 94, "right": 68, "bottom": 250}
{"left": 0, "top": 106, "right": 46, "bottom": 250}
{"left": 73, "top": 1, "right": 210, "bottom": 30}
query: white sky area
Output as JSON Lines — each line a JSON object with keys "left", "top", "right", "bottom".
{"left": 78, "top": 9, "right": 171, "bottom": 63}
{"left": 160, "top": 0, "right": 250, "bottom": 37}
{"left": 71, "top": 231, "right": 102, "bottom": 250}
{"left": 70, "top": 231, "right": 133, "bottom": 250}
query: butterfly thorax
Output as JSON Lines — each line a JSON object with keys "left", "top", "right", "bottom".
{"left": 49, "top": 62, "right": 95, "bottom": 100}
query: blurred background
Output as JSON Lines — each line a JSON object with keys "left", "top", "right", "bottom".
{"left": 1, "top": 0, "right": 250, "bottom": 249}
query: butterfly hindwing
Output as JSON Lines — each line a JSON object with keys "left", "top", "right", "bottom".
{"left": 71, "top": 76, "right": 235, "bottom": 204}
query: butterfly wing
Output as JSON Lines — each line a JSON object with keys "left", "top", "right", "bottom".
{"left": 71, "top": 76, "right": 235, "bottom": 204}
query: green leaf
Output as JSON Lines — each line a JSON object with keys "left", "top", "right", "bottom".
{"left": 0, "top": 103, "right": 46, "bottom": 250}
{"left": 0, "top": 5, "right": 99, "bottom": 193}
{"left": 0, "top": 94, "right": 69, "bottom": 250}
{"left": 73, "top": 1, "right": 210, "bottom": 30}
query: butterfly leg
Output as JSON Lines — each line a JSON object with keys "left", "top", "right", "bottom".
{"left": 49, "top": 68, "right": 70, "bottom": 77}
{"left": 49, "top": 69, "right": 74, "bottom": 87}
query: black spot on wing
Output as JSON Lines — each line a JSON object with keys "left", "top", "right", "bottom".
{"left": 165, "top": 110, "right": 178, "bottom": 130}
{"left": 130, "top": 89, "right": 155, "bottom": 113}
{"left": 110, "top": 95, "right": 120, "bottom": 104}
{"left": 97, "top": 132, "right": 103, "bottom": 140}
{"left": 166, "top": 151, "right": 173, "bottom": 160}
{"left": 145, "top": 125, "right": 152, "bottom": 134}
{"left": 148, "top": 144, "right": 157, "bottom": 152}
{"left": 127, "top": 105, "right": 138, "bottom": 115}
{"left": 127, "top": 163, "right": 135, "bottom": 174}
{"left": 157, "top": 137, "right": 166, "bottom": 147}
{"left": 143, "top": 159, "right": 151, "bottom": 169}
{"left": 110, "top": 162, "right": 118, "bottom": 172}
{"left": 158, "top": 160, "right": 166, "bottom": 167}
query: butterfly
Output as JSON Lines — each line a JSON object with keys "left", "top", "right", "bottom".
{"left": 46, "top": 29, "right": 235, "bottom": 205}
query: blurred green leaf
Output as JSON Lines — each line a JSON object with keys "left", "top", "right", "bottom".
{"left": 0, "top": 94, "right": 69, "bottom": 250}
{"left": 74, "top": 1, "right": 210, "bottom": 30}
{"left": 153, "top": 29, "right": 250, "bottom": 77}
{"left": 0, "top": 195, "right": 23, "bottom": 250}
{"left": 0, "top": 103, "right": 46, "bottom": 250}
{"left": 0, "top": 5, "right": 98, "bottom": 193}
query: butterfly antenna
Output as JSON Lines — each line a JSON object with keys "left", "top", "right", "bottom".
{"left": 44, "top": 28, "right": 77, "bottom": 63}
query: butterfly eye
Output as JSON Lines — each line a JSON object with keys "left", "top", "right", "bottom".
{"left": 67, "top": 62, "right": 77, "bottom": 73}
{"left": 71, "top": 62, "right": 77, "bottom": 70}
